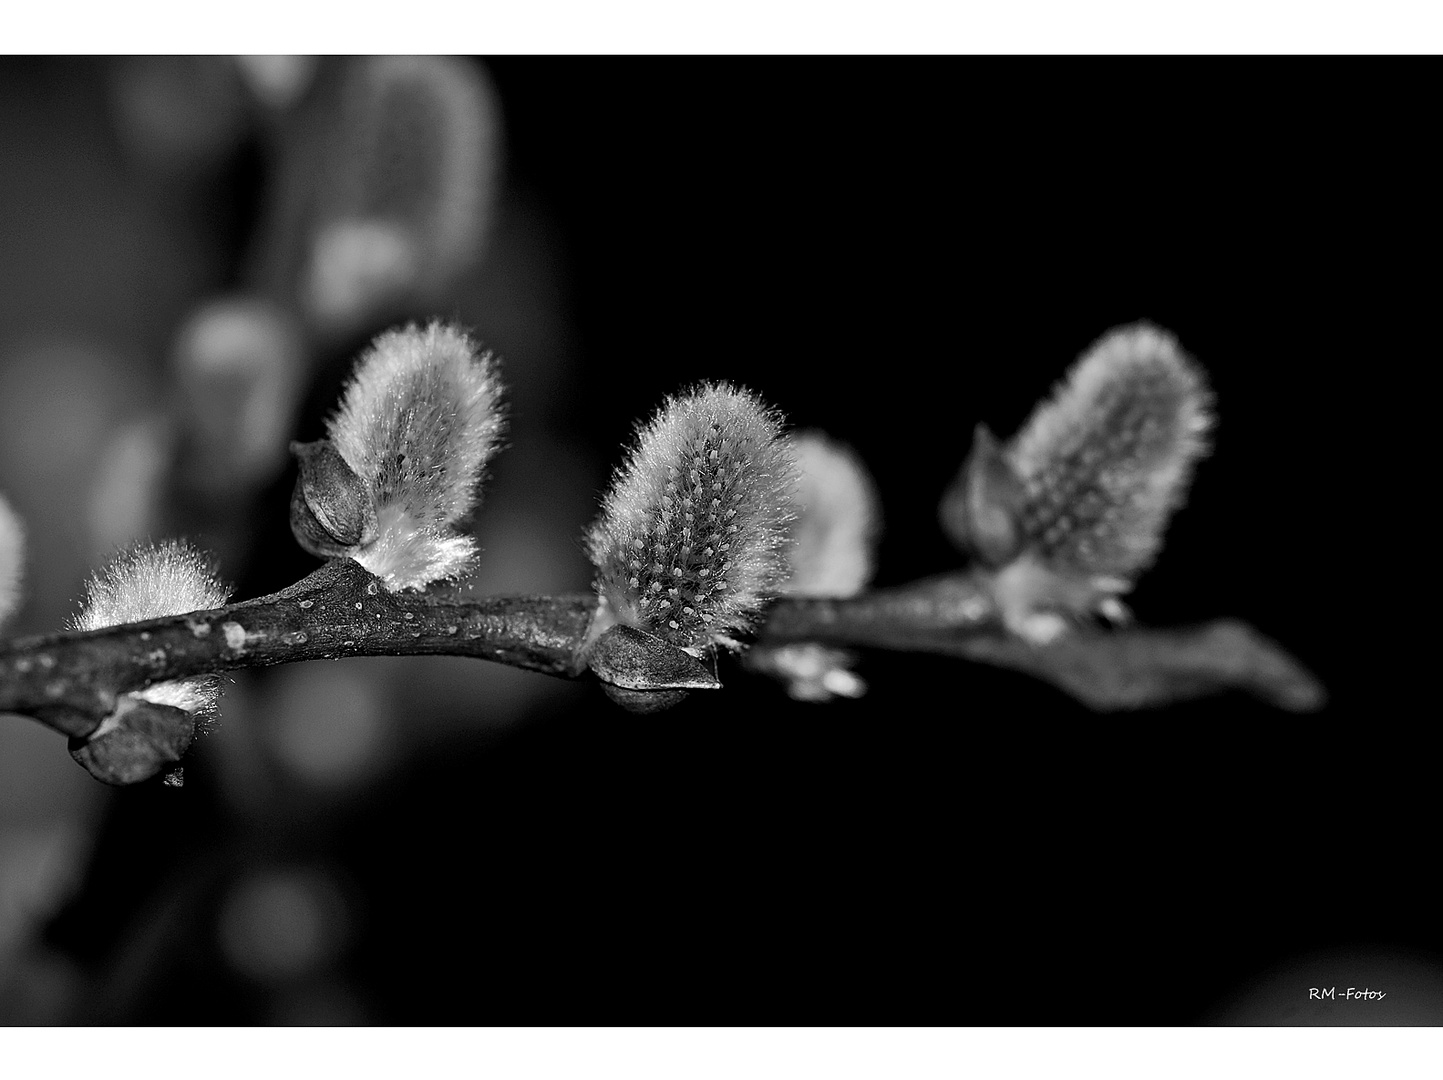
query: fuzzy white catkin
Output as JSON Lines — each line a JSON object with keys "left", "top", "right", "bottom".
{"left": 990, "top": 323, "right": 1213, "bottom": 643}
{"left": 326, "top": 321, "right": 505, "bottom": 591}
{"left": 0, "top": 493, "right": 24, "bottom": 626}
{"left": 588, "top": 382, "right": 796, "bottom": 653}
{"left": 73, "top": 540, "right": 231, "bottom": 715}
{"left": 1009, "top": 322, "right": 1212, "bottom": 583}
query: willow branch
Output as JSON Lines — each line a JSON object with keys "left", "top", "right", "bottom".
{"left": 755, "top": 572, "right": 1325, "bottom": 713}
{"left": 0, "top": 559, "right": 594, "bottom": 739}
{"left": 0, "top": 561, "right": 1325, "bottom": 742}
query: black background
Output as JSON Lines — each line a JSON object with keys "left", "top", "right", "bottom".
{"left": 14, "top": 58, "right": 1435, "bottom": 1024}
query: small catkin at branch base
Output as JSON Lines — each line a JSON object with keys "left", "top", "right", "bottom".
{"left": 65, "top": 540, "right": 232, "bottom": 784}
{"left": 0, "top": 559, "right": 596, "bottom": 741}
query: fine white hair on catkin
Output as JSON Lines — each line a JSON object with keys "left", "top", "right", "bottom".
{"left": 326, "top": 320, "right": 505, "bottom": 590}
{"left": 73, "top": 539, "right": 230, "bottom": 632}
{"left": 72, "top": 539, "right": 232, "bottom": 717}
{"left": 587, "top": 382, "right": 797, "bottom": 653}
{"left": 1007, "top": 322, "right": 1213, "bottom": 584}
{"left": 0, "top": 493, "right": 24, "bottom": 626}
